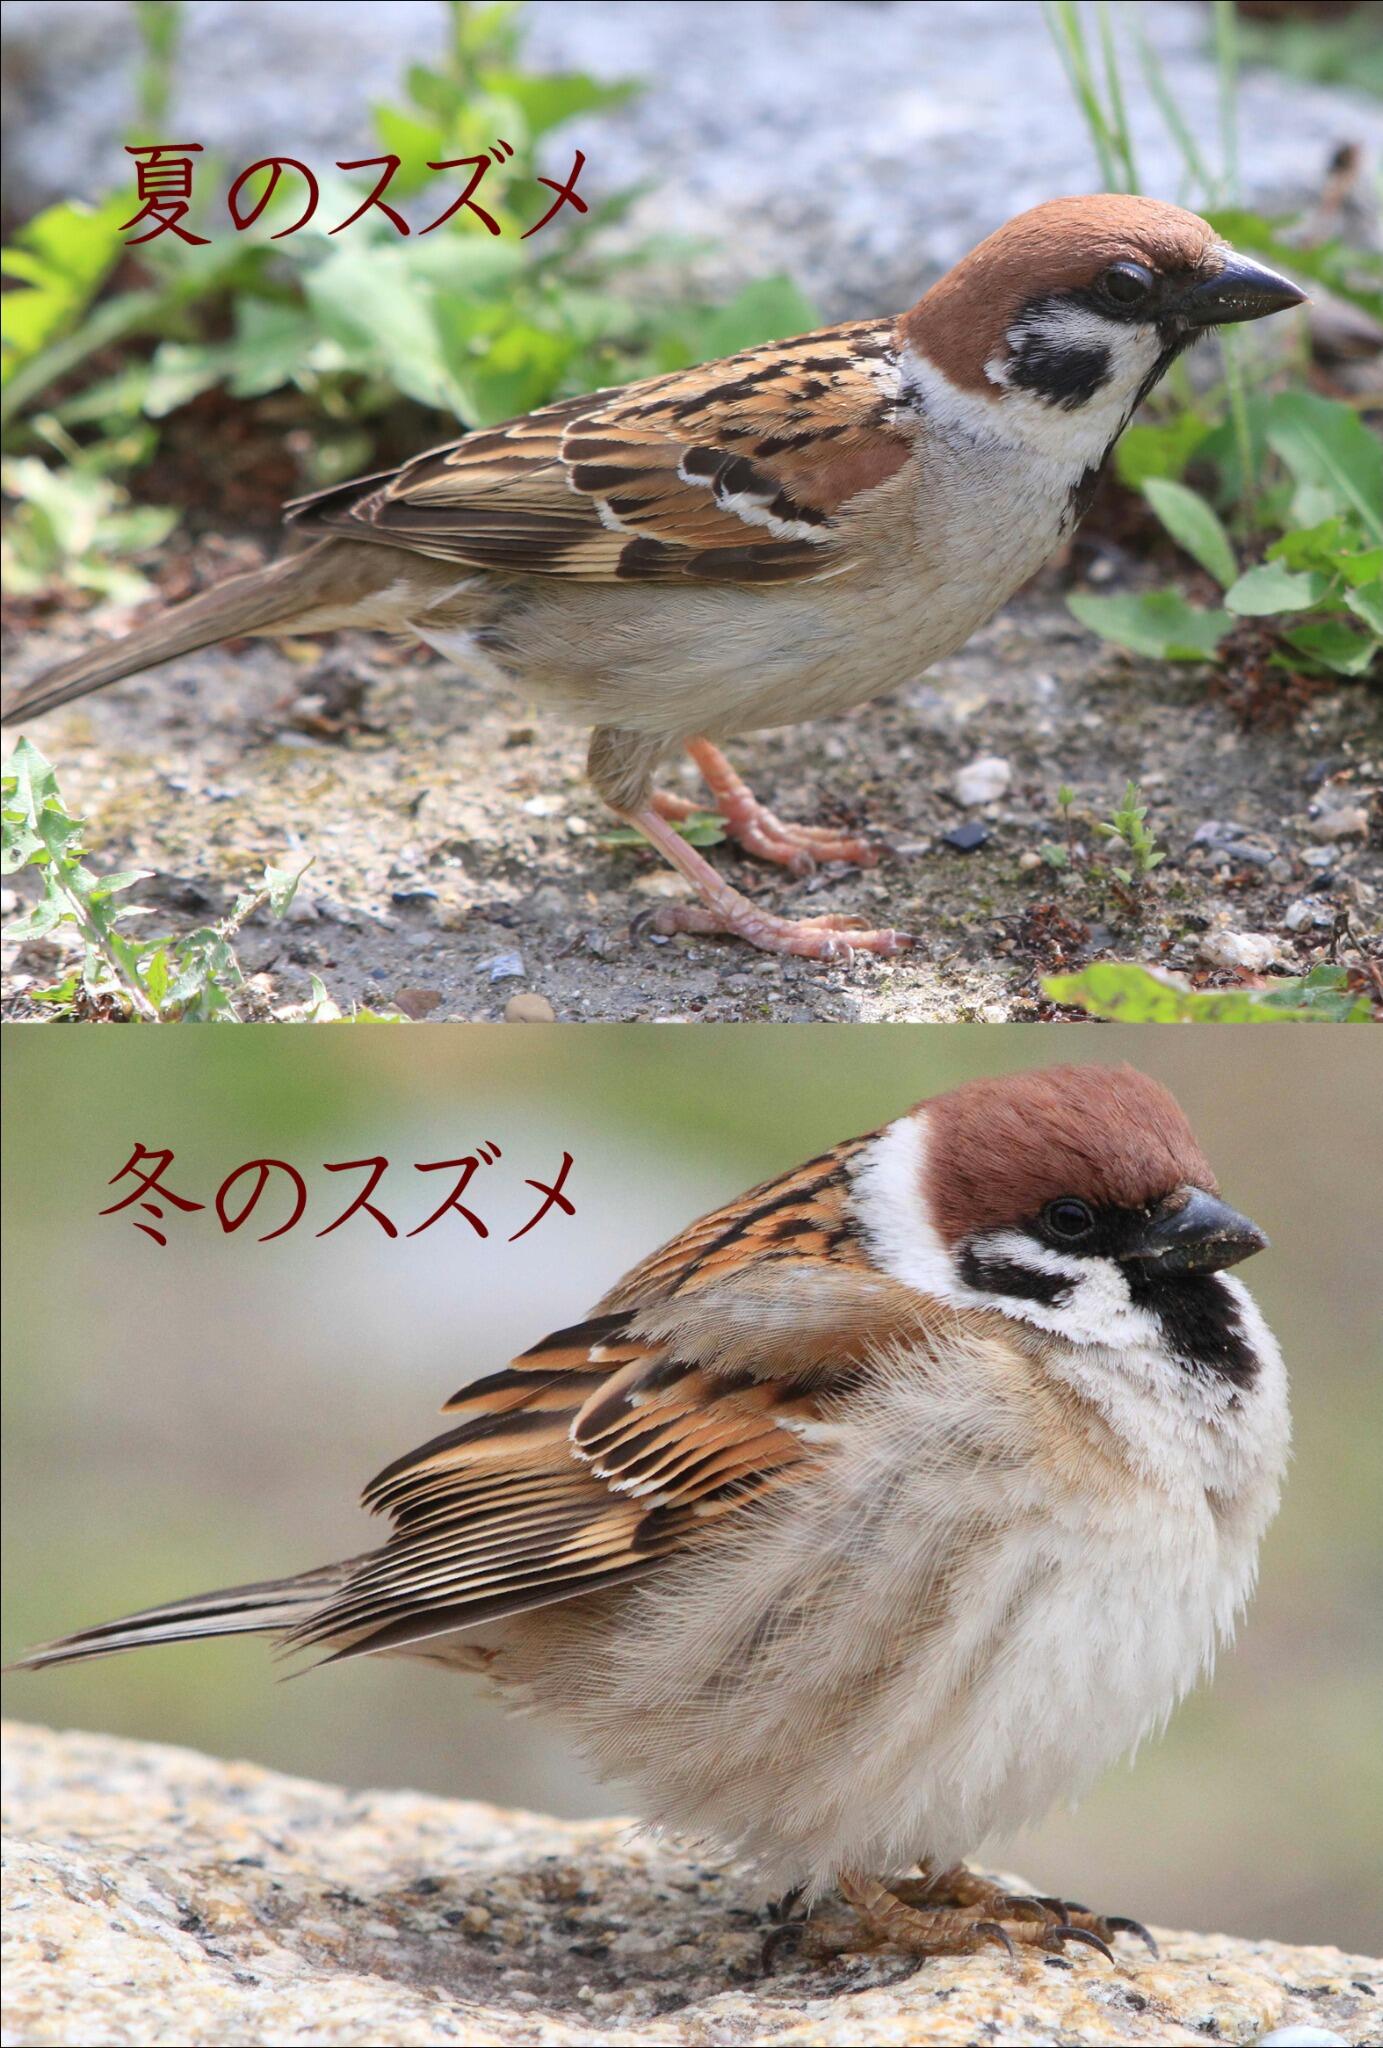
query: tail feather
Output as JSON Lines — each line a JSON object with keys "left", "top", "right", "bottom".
{"left": 12, "top": 1559, "right": 357, "bottom": 1671}
{"left": 1, "top": 539, "right": 385, "bottom": 725}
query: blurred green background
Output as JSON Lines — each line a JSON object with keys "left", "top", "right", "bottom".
{"left": 3, "top": 1025, "right": 1380, "bottom": 1952}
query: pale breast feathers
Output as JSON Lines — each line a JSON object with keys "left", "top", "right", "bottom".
{"left": 286, "top": 322, "right": 911, "bottom": 585}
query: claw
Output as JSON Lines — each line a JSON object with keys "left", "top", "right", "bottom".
{"left": 1053, "top": 1924, "right": 1115, "bottom": 1963}
{"left": 1106, "top": 1914, "right": 1159, "bottom": 1957}
{"left": 1007, "top": 1893, "right": 1061, "bottom": 1923}
{"left": 975, "top": 1919, "right": 1017, "bottom": 1961}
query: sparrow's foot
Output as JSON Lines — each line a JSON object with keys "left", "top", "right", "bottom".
{"left": 793, "top": 1870, "right": 1125, "bottom": 1967}
{"left": 653, "top": 900, "right": 911, "bottom": 960}
{"left": 624, "top": 801, "right": 912, "bottom": 960}
{"left": 655, "top": 737, "right": 880, "bottom": 874}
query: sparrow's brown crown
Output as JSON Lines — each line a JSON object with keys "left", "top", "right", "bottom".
{"left": 921, "top": 1062, "right": 1217, "bottom": 1246}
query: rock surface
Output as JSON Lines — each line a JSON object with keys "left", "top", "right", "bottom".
{"left": 3, "top": 1721, "right": 1379, "bottom": 2048}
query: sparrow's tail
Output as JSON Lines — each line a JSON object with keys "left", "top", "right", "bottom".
{"left": 11, "top": 1559, "right": 358, "bottom": 1671}
{"left": 0, "top": 538, "right": 397, "bottom": 725}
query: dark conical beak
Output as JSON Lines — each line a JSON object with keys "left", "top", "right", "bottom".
{"left": 1179, "top": 252, "right": 1307, "bottom": 328}
{"left": 1123, "top": 1187, "right": 1268, "bottom": 1278}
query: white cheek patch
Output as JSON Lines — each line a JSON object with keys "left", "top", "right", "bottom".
{"left": 965, "top": 1228, "right": 1166, "bottom": 1352}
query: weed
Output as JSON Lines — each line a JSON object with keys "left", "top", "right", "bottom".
{"left": 2, "top": 737, "right": 304, "bottom": 1020}
{"left": 1045, "top": 959, "right": 1373, "bottom": 1022}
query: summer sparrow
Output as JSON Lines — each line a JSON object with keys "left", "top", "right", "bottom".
{"left": 20, "top": 1062, "right": 1289, "bottom": 1964}
{"left": 3, "top": 197, "right": 1303, "bottom": 960}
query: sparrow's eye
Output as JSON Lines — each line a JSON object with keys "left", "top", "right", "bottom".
{"left": 1101, "top": 261, "right": 1156, "bottom": 308}
{"left": 1044, "top": 1198, "right": 1097, "bottom": 1242}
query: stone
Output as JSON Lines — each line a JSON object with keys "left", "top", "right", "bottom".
{"left": 392, "top": 986, "right": 443, "bottom": 1019}
{"left": 1199, "top": 928, "right": 1281, "bottom": 972}
{"left": 503, "top": 992, "right": 557, "bottom": 1023}
{"left": 943, "top": 820, "right": 990, "bottom": 853}
{"left": 1306, "top": 809, "right": 1369, "bottom": 844}
{"left": 952, "top": 755, "right": 1013, "bottom": 806}
{"left": 3, "top": 1723, "right": 1379, "bottom": 2048}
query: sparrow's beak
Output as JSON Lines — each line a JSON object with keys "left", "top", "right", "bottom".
{"left": 1124, "top": 1187, "right": 1268, "bottom": 1278}
{"left": 1178, "top": 252, "right": 1307, "bottom": 328}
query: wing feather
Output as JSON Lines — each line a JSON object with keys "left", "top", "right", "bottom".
{"left": 286, "top": 321, "right": 910, "bottom": 586}
{"left": 292, "top": 1129, "right": 935, "bottom": 1660}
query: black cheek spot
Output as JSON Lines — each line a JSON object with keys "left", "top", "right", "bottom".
{"left": 959, "top": 1245, "right": 1073, "bottom": 1307}
{"left": 1008, "top": 339, "right": 1113, "bottom": 412}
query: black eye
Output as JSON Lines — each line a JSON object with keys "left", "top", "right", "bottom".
{"left": 1101, "top": 261, "right": 1155, "bottom": 308}
{"left": 1044, "top": 1198, "right": 1096, "bottom": 1241}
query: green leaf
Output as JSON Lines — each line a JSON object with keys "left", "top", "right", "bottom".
{"left": 1045, "top": 961, "right": 1369, "bottom": 1022}
{"left": 1067, "top": 590, "right": 1233, "bottom": 661}
{"left": 1282, "top": 620, "right": 1381, "bottom": 678}
{"left": 686, "top": 276, "right": 819, "bottom": 360}
{"left": 1265, "top": 391, "right": 1383, "bottom": 542}
{"left": 1344, "top": 579, "right": 1383, "bottom": 637}
{"left": 1224, "top": 562, "right": 1331, "bottom": 616}
{"left": 1114, "top": 411, "right": 1211, "bottom": 488}
{"left": 480, "top": 68, "right": 637, "bottom": 138}
{"left": 264, "top": 860, "right": 310, "bottom": 919}
{"left": 0, "top": 195, "right": 132, "bottom": 380}
{"left": 1143, "top": 478, "right": 1237, "bottom": 587}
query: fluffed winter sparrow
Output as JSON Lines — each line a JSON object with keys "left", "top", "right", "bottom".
{"left": 3, "top": 197, "right": 1304, "bottom": 960}
{"left": 20, "top": 1062, "right": 1289, "bottom": 1964}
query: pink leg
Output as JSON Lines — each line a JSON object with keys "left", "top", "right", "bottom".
{"left": 651, "top": 739, "right": 879, "bottom": 875}
{"left": 624, "top": 802, "right": 911, "bottom": 961}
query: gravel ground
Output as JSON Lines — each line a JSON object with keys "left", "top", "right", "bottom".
{"left": 4, "top": 545, "right": 1379, "bottom": 1023}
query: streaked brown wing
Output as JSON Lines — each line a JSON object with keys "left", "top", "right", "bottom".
{"left": 285, "top": 320, "right": 909, "bottom": 586}
{"left": 293, "top": 1131, "right": 927, "bottom": 1660}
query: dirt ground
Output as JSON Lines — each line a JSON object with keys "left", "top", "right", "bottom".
{"left": 4, "top": 535, "right": 1379, "bottom": 1023}
{"left": 5, "top": 544, "right": 1376, "bottom": 1024}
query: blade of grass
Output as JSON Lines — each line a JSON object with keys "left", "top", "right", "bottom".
{"left": 1043, "top": 1, "right": 1122, "bottom": 190}
{"left": 1096, "top": 3, "right": 1140, "bottom": 192}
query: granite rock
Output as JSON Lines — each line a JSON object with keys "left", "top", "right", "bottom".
{"left": 3, "top": 1721, "right": 1380, "bottom": 2047}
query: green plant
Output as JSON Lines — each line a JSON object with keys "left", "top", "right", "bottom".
{"left": 1093, "top": 780, "right": 1166, "bottom": 883}
{"left": 1045, "top": 3, "right": 1383, "bottom": 687}
{"left": 2, "top": 3, "right": 816, "bottom": 463}
{"left": 1069, "top": 390, "right": 1383, "bottom": 677}
{"left": 1045, "top": 960, "right": 1372, "bottom": 1021}
{"left": 1, "top": 424, "right": 175, "bottom": 602}
{"left": 2, "top": 737, "right": 304, "bottom": 1020}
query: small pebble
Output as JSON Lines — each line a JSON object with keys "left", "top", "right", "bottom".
{"left": 1283, "top": 898, "right": 1333, "bottom": 933}
{"left": 943, "top": 821, "right": 990, "bottom": 853}
{"left": 480, "top": 951, "right": 525, "bottom": 983}
{"left": 392, "top": 987, "right": 442, "bottom": 1020}
{"left": 503, "top": 992, "right": 556, "bottom": 1023}
{"left": 1199, "top": 929, "right": 1279, "bottom": 972}
{"left": 1018, "top": 850, "right": 1043, "bottom": 871}
{"left": 951, "top": 755, "right": 1012, "bottom": 806}
{"left": 1257, "top": 2029, "right": 1349, "bottom": 2046}
{"left": 1306, "top": 808, "right": 1367, "bottom": 843}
